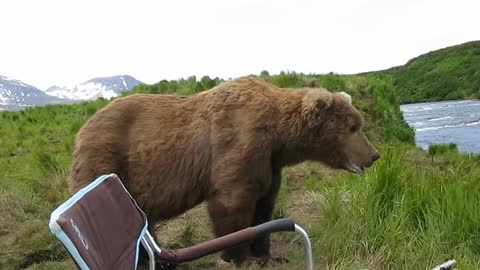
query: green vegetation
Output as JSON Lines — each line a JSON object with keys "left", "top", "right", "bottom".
{"left": 383, "top": 40, "right": 480, "bottom": 103}
{"left": 428, "top": 143, "right": 459, "bottom": 162}
{"left": 1, "top": 41, "right": 480, "bottom": 269}
{"left": 129, "top": 75, "right": 222, "bottom": 96}
{"left": 0, "top": 100, "right": 108, "bottom": 270}
{"left": 298, "top": 144, "right": 480, "bottom": 269}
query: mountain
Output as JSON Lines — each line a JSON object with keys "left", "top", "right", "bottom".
{"left": 0, "top": 75, "right": 69, "bottom": 111}
{"left": 382, "top": 40, "right": 480, "bottom": 103}
{"left": 45, "top": 75, "right": 143, "bottom": 101}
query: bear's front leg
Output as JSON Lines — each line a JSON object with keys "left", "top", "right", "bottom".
{"left": 207, "top": 187, "right": 257, "bottom": 266}
{"left": 249, "top": 167, "right": 288, "bottom": 265}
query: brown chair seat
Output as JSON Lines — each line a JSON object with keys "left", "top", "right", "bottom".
{"left": 50, "top": 174, "right": 149, "bottom": 270}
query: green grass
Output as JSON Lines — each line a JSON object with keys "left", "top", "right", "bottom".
{"left": 305, "top": 144, "right": 480, "bottom": 269}
{"left": 0, "top": 100, "right": 108, "bottom": 270}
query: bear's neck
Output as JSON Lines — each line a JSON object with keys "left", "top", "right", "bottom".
{"left": 272, "top": 90, "right": 311, "bottom": 167}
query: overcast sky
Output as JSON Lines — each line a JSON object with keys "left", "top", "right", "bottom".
{"left": 1, "top": 0, "right": 478, "bottom": 90}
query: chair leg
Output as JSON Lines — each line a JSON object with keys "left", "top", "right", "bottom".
{"left": 141, "top": 237, "right": 156, "bottom": 270}
{"left": 295, "top": 224, "right": 313, "bottom": 270}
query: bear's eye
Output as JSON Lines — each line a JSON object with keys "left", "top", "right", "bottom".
{"left": 349, "top": 125, "right": 358, "bottom": 133}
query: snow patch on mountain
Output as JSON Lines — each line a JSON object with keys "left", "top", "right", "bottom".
{"left": 45, "top": 75, "right": 143, "bottom": 101}
{"left": 0, "top": 75, "right": 67, "bottom": 110}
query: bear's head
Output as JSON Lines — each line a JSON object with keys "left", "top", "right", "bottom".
{"left": 300, "top": 88, "right": 380, "bottom": 174}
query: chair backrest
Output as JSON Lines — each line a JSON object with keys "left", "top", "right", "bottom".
{"left": 49, "top": 173, "right": 149, "bottom": 270}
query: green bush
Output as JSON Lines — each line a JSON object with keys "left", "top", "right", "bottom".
{"left": 271, "top": 71, "right": 304, "bottom": 88}
{"left": 428, "top": 143, "right": 458, "bottom": 162}
{"left": 318, "top": 73, "right": 346, "bottom": 92}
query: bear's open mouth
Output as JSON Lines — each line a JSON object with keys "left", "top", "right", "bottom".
{"left": 346, "top": 163, "right": 364, "bottom": 174}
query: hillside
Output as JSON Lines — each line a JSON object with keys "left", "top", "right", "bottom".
{"left": 384, "top": 40, "right": 480, "bottom": 103}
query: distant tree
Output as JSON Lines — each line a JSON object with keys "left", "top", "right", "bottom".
{"left": 428, "top": 143, "right": 458, "bottom": 162}
{"left": 318, "top": 73, "right": 346, "bottom": 92}
{"left": 200, "top": 76, "right": 217, "bottom": 90}
{"left": 187, "top": 76, "right": 198, "bottom": 93}
{"left": 158, "top": 80, "right": 170, "bottom": 93}
{"left": 272, "top": 71, "right": 303, "bottom": 88}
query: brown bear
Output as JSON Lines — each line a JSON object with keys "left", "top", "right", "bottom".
{"left": 68, "top": 76, "right": 380, "bottom": 266}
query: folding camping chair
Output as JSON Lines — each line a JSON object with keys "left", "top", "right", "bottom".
{"left": 49, "top": 173, "right": 314, "bottom": 270}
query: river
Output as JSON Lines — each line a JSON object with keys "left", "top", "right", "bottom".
{"left": 400, "top": 99, "right": 480, "bottom": 154}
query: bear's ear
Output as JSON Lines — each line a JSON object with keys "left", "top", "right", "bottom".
{"left": 302, "top": 88, "right": 333, "bottom": 111}
{"left": 301, "top": 89, "right": 333, "bottom": 127}
{"left": 337, "top": 91, "right": 352, "bottom": 105}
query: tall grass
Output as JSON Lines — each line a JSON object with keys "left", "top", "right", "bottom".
{"left": 308, "top": 144, "right": 480, "bottom": 269}
{"left": 0, "top": 101, "right": 108, "bottom": 270}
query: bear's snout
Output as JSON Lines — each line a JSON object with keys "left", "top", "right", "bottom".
{"left": 364, "top": 149, "right": 380, "bottom": 168}
{"left": 371, "top": 150, "right": 381, "bottom": 163}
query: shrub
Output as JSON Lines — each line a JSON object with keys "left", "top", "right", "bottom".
{"left": 428, "top": 143, "right": 458, "bottom": 162}
{"left": 318, "top": 73, "right": 346, "bottom": 92}
{"left": 271, "top": 71, "right": 303, "bottom": 88}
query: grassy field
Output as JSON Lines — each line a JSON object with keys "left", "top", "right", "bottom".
{"left": 1, "top": 69, "right": 479, "bottom": 269}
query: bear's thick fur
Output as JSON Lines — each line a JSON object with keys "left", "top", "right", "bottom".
{"left": 68, "top": 76, "right": 379, "bottom": 266}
